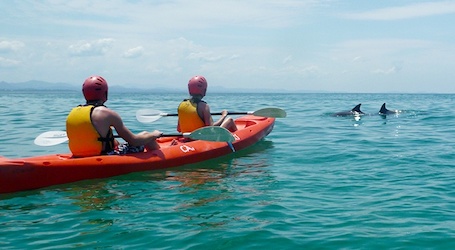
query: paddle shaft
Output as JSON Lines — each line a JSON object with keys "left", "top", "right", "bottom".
{"left": 74, "top": 133, "right": 216, "bottom": 139}
{"left": 114, "top": 134, "right": 184, "bottom": 138}
{"left": 161, "top": 112, "right": 248, "bottom": 117}
{"left": 136, "top": 107, "right": 285, "bottom": 123}
{"left": 116, "top": 133, "right": 198, "bottom": 138}
{"left": 35, "top": 126, "right": 234, "bottom": 146}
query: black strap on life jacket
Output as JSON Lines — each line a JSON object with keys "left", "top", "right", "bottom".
{"left": 99, "top": 128, "right": 115, "bottom": 154}
{"left": 82, "top": 103, "right": 115, "bottom": 154}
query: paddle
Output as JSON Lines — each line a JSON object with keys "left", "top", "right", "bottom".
{"left": 136, "top": 107, "right": 287, "bottom": 123}
{"left": 34, "top": 126, "right": 235, "bottom": 146}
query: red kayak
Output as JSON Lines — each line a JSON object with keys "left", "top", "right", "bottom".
{"left": 0, "top": 116, "right": 275, "bottom": 194}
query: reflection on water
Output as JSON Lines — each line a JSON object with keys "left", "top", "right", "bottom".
{"left": 0, "top": 121, "right": 277, "bottom": 243}
{"left": 20, "top": 140, "right": 275, "bottom": 214}
{"left": 162, "top": 140, "right": 274, "bottom": 188}
{"left": 65, "top": 181, "right": 132, "bottom": 212}
{"left": 3, "top": 92, "right": 455, "bottom": 249}
{"left": 158, "top": 140, "right": 276, "bottom": 228}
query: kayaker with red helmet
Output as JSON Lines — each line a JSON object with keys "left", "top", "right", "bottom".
{"left": 177, "top": 75, "right": 237, "bottom": 133}
{"left": 66, "top": 76, "right": 162, "bottom": 157}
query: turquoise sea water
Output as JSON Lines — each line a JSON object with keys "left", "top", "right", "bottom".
{"left": 1, "top": 91, "right": 455, "bottom": 249}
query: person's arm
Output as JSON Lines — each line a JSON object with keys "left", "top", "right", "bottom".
{"left": 212, "top": 110, "right": 228, "bottom": 126}
{"left": 201, "top": 103, "right": 227, "bottom": 126}
{"left": 177, "top": 120, "right": 181, "bottom": 132}
{"left": 94, "top": 107, "right": 161, "bottom": 147}
{"left": 113, "top": 117, "right": 161, "bottom": 147}
{"left": 198, "top": 102, "right": 213, "bottom": 126}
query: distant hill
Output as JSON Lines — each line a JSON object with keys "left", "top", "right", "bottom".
{"left": 0, "top": 80, "right": 79, "bottom": 91}
{"left": 0, "top": 80, "right": 183, "bottom": 93}
{"left": 0, "top": 80, "right": 303, "bottom": 93}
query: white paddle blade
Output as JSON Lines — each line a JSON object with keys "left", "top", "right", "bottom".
{"left": 253, "top": 108, "right": 287, "bottom": 118}
{"left": 136, "top": 109, "right": 166, "bottom": 123}
{"left": 187, "top": 126, "right": 235, "bottom": 142}
{"left": 34, "top": 131, "right": 69, "bottom": 146}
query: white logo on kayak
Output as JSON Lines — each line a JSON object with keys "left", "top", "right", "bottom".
{"left": 180, "top": 145, "right": 195, "bottom": 153}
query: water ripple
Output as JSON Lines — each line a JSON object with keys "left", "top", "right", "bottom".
{"left": 2, "top": 92, "right": 455, "bottom": 249}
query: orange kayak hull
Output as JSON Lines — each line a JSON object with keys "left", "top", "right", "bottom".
{"left": 0, "top": 116, "right": 275, "bottom": 194}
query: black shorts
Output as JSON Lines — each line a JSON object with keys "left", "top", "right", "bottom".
{"left": 106, "top": 143, "right": 145, "bottom": 155}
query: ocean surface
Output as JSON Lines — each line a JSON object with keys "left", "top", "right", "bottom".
{"left": 1, "top": 91, "right": 455, "bottom": 249}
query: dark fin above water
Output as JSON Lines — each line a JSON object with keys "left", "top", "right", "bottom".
{"left": 379, "top": 103, "right": 388, "bottom": 114}
{"left": 332, "top": 103, "right": 364, "bottom": 116}
{"left": 379, "top": 103, "right": 396, "bottom": 115}
{"left": 351, "top": 103, "right": 363, "bottom": 113}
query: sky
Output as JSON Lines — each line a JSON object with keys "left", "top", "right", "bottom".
{"left": 1, "top": 0, "right": 454, "bottom": 93}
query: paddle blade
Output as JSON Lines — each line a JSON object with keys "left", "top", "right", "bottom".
{"left": 34, "top": 131, "right": 69, "bottom": 146}
{"left": 136, "top": 109, "right": 167, "bottom": 123}
{"left": 186, "top": 126, "right": 235, "bottom": 142}
{"left": 253, "top": 108, "right": 287, "bottom": 118}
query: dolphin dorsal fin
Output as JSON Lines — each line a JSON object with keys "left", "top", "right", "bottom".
{"left": 379, "top": 103, "right": 388, "bottom": 113}
{"left": 352, "top": 104, "right": 362, "bottom": 112}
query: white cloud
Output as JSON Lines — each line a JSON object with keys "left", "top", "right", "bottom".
{"left": 332, "top": 39, "right": 432, "bottom": 60}
{"left": 186, "top": 52, "right": 226, "bottom": 62}
{"left": 0, "top": 56, "right": 20, "bottom": 67}
{"left": 272, "top": 64, "right": 321, "bottom": 76}
{"left": 300, "top": 65, "right": 321, "bottom": 75}
{"left": 372, "top": 65, "right": 402, "bottom": 75}
{"left": 0, "top": 1, "right": 454, "bottom": 92}
{"left": 68, "top": 38, "right": 115, "bottom": 56}
{"left": 342, "top": 1, "right": 455, "bottom": 20}
{"left": 123, "top": 46, "right": 144, "bottom": 58}
{"left": 0, "top": 40, "right": 25, "bottom": 52}
{"left": 352, "top": 56, "right": 365, "bottom": 62}
{"left": 283, "top": 55, "right": 293, "bottom": 64}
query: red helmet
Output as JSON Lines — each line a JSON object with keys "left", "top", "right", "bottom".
{"left": 82, "top": 76, "right": 108, "bottom": 102}
{"left": 188, "top": 75, "right": 207, "bottom": 96}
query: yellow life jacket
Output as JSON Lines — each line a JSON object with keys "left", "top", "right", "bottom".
{"left": 177, "top": 99, "right": 206, "bottom": 133}
{"left": 66, "top": 105, "right": 114, "bottom": 157}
